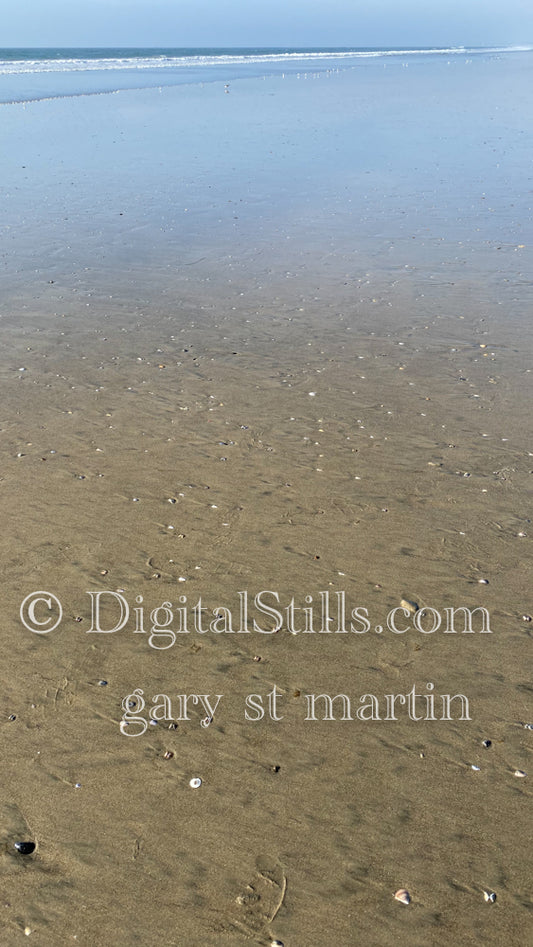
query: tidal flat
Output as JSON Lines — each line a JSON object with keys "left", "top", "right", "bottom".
{"left": 1, "top": 49, "right": 532, "bottom": 945}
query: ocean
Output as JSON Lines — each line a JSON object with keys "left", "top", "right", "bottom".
{"left": 1, "top": 44, "right": 532, "bottom": 102}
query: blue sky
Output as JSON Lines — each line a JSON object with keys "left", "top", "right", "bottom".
{"left": 3, "top": 0, "right": 533, "bottom": 48}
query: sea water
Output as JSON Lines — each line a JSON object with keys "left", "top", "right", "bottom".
{"left": 1, "top": 45, "right": 532, "bottom": 320}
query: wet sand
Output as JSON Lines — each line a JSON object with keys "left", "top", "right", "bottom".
{"left": 1, "top": 53, "right": 532, "bottom": 945}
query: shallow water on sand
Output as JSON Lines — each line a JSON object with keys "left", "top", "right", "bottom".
{"left": 0, "top": 51, "right": 532, "bottom": 946}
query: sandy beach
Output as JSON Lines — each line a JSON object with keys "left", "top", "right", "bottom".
{"left": 1, "top": 48, "right": 532, "bottom": 945}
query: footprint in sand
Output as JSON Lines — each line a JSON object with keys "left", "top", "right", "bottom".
{"left": 229, "top": 855, "right": 287, "bottom": 940}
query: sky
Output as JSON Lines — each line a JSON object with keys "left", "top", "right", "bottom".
{"left": 2, "top": 0, "right": 533, "bottom": 49}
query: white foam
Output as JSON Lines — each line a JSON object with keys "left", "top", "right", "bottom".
{"left": 0, "top": 46, "right": 531, "bottom": 76}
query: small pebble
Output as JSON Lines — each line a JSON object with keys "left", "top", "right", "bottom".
{"left": 271, "top": 941, "right": 284, "bottom": 947}
{"left": 189, "top": 777, "right": 202, "bottom": 789}
{"left": 478, "top": 579, "right": 489, "bottom": 585}
{"left": 98, "top": 680, "right": 108, "bottom": 687}
{"left": 14, "top": 841, "right": 36, "bottom": 855}
{"left": 471, "top": 764, "right": 481, "bottom": 771}
{"left": 484, "top": 890, "right": 497, "bottom": 903}
{"left": 513, "top": 769, "right": 526, "bottom": 778}
{"left": 482, "top": 739, "right": 492, "bottom": 748}
{"left": 163, "top": 750, "right": 174, "bottom": 760}
{"left": 394, "top": 888, "right": 411, "bottom": 904}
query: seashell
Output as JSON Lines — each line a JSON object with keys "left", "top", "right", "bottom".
{"left": 189, "top": 777, "right": 202, "bottom": 789}
{"left": 270, "top": 941, "right": 284, "bottom": 947}
{"left": 483, "top": 890, "right": 497, "bottom": 902}
{"left": 394, "top": 888, "right": 411, "bottom": 904}
{"left": 513, "top": 769, "right": 526, "bottom": 778}
{"left": 400, "top": 599, "right": 418, "bottom": 613}
{"left": 14, "top": 841, "right": 36, "bottom": 855}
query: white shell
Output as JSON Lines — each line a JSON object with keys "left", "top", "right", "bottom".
{"left": 484, "top": 890, "right": 497, "bottom": 902}
{"left": 189, "top": 777, "right": 202, "bottom": 789}
{"left": 394, "top": 888, "right": 411, "bottom": 904}
{"left": 513, "top": 769, "right": 526, "bottom": 778}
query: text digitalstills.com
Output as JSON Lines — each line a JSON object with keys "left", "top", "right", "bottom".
{"left": 20, "top": 589, "right": 492, "bottom": 646}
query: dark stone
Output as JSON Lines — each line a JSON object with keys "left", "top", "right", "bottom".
{"left": 14, "top": 842, "right": 36, "bottom": 855}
